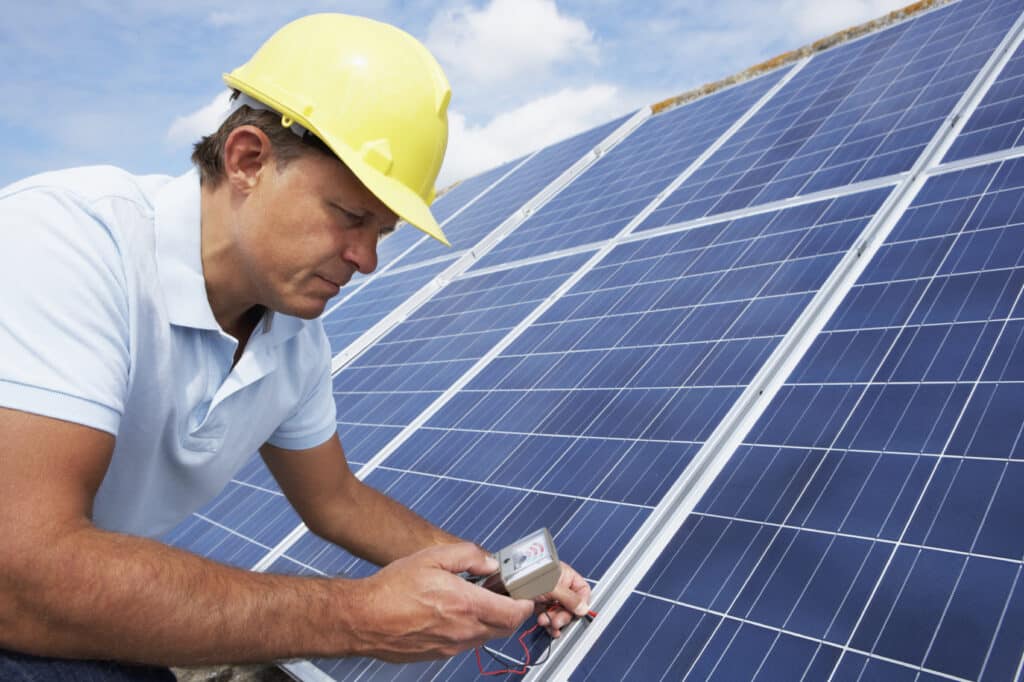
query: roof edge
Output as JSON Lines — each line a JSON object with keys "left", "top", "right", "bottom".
{"left": 651, "top": 0, "right": 952, "bottom": 114}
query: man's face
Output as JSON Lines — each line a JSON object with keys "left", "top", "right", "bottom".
{"left": 235, "top": 150, "right": 398, "bottom": 319}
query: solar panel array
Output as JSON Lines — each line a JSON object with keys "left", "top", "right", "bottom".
{"left": 163, "top": 1, "right": 1024, "bottom": 679}
{"left": 575, "top": 155, "right": 1024, "bottom": 682}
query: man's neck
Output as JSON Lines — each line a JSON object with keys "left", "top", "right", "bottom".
{"left": 226, "top": 305, "right": 265, "bottom": 367}
{"left": 199, "top": 181, "right": 259, "bottom": 340}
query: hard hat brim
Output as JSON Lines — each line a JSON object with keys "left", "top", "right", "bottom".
{"left": 330, "top": 140, "right": 452, "bottom": 248}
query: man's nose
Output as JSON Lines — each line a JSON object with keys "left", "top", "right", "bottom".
{"left": 345, "top": 231, "right": 378, "bottom": 274}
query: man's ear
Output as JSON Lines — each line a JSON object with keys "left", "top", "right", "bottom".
{"left": 222, "top": 125, "right": 273, "bottom": 194}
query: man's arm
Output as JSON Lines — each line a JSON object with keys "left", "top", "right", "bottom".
{"left": 261, "top": 436, "right": 461, "bottom": 565}
{"left": 0, "top": 408, "right": 534, "bottom": 665}
{"left": 262, "top": 435, "right": 593, "bottom": 637}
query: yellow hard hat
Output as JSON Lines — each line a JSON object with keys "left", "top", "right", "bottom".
{"left": 224, "top": 13, "right": 452, "bottom": 246}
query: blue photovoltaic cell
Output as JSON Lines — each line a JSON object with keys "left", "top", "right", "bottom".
{"left": 329, "top": 253, "right": 590, "bottom": 466}
{"left": 639, "top": 0, "right": 1020, "bottom": 228}
{"left": 468, "top": 67, "right": 792, "bottom": 271}
{"left": 580, "top": 158, "right": 1024, "bottom": 682}
{"left": 164, "top": 454, "right": 302, "bottom": 569}
{"left": 398, "top": 114, "right": 632, "bottom": 268}
{"left": 432, "top": 156, "right": 524, "bottom": 229}
{"left": 320, "top": 259, "right": 451, "bottom": 356}
{"left": 946, "top": 35, "right": 1024, "bottom": 161}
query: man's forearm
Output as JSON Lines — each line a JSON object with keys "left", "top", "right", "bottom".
{"left": 310, "top": 480, "right": 465, "bottom": 566}
{"left": 0, "top": 521, "right": 362, "bottom": 665}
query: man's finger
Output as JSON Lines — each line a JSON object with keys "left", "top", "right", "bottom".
{"left": 423, "top": 542, "right": 498, "bottom": 577}
{"left": 466, "top": 584, "right": 535, "bottom": 633}
{"left": 547, "top": 567, "right": 591, "bottom": 616}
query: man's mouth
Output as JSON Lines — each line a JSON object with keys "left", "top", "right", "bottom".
{"left": 318, "top": 273, "right": 346, "bottom": 288}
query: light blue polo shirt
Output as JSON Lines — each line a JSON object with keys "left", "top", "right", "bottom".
{"left": 0, "top": 166, "right": 338, "bottom": 537}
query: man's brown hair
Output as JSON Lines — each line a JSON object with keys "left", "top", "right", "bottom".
{"left": 191, "top": 92, "right": 334, "bottom": 186}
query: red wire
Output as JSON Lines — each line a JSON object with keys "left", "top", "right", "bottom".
{"left": 473, "top": 605, "right": 598, "bottom": 676}
{"left": 475, "top": 623, "right": 542, "bottom": 676}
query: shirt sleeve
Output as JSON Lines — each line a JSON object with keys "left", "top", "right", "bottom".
{"left": 266, "top": 322, "right": 338, "bottom": 450}
{"left": 0, "top": 186, "right": 131, "bottom": 436}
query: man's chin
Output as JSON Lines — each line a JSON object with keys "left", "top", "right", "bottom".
{"left": 272, "top": 297, "right": 329, "bottom": 320}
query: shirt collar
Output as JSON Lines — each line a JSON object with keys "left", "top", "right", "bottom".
{"left": 154, "top": 170, "right": 219, "bottom": 331}
{"left": 153, "top": 169, "right": 304, "bottom": 346}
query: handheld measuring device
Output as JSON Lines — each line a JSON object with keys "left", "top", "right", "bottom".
{"left": 473, "top": 528, "right": 561, "bottom": 600}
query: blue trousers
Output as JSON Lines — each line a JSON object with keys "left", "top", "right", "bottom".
{"left": 0, "top": 649, "right": 175, "bottom": 681}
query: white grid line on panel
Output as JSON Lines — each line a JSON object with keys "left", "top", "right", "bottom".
{"left": 357, "top": 425, "right": 703, "bottom": 448}
{"left": 192, "top": 513, "right": 273, "bottom": 552}
{"left": 930, "top": 143, "right": 1024, "bottom": 177}
{"left": 737, "top": 441, "right": 1022, "bottom": 464}
{"left": 377, "top": 251, "right": 460, "bottom": 279}
{"left": 463, "top": 175, "right": 902, "bottom": 282}
{"left": 229, "top": 480, "right": 284, "bottom": 497}
{"left": 371, "top": 464, "right": 658, "bottom": 511}
{"left": 460, "top": 172, "right": 904, "bottom": 283}
{"left": 534, "top": 7, "right": 1024, "bottom": 680}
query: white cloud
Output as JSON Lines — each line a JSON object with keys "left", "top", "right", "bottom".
{"left": 440, "top": 83, "right": 625, "bottom": 186}
{"left": 427, "top": 0, "right": 597, "bottom": 83}
{"left": 778, "top": 0, "right": 912, "bottom": 41}
{"left": 165, "top": 90, "right": 233, "bottom": 148}
{"left": 206, "top": 10, "right": 246, "bottom": 27}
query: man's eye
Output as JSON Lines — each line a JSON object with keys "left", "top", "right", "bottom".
{"left": 335, "top": 205, "right": 365, "bottom": 225}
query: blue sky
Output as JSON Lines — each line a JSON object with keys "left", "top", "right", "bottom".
{"left": 0, "top": 0, "right": 911, "bottom": 189}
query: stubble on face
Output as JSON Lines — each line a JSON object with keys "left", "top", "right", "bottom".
{"left": 237, "top": 151, "right": 394, "bottom": 320}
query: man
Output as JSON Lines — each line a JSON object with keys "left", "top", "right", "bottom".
{"left": 0, "top": 13, "right": 589, "bottom": 679}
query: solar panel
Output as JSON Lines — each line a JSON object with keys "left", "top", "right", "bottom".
{"left": 330, "top": 252, "right": 591, "bottom": 465}
{"left": 638, "top": 0, "right": 1020, "bottom": 228}
{"left": 469, "top": 66, "right": 793, "bottom": 271}
{"left": 946, "top": 36, "right": 1024, "bottom": 161}
{"left": 571, "top": 157, "right": 1024, "bottom": 682}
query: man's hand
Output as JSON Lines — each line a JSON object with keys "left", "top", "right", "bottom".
{"left": 534, "top": 562, "right": 592, "bottom": 638}
{"left": 342, "top": 543, "right": 535, "bottom": 662}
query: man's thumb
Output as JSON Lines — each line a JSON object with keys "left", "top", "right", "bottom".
{"left": 428, "top": 542, "right": 497, "bottom": 576}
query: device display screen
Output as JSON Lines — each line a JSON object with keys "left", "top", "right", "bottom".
{"left": 503, "top": 529, "right": 553, "bottom": 581}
